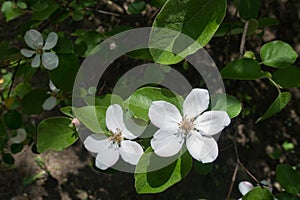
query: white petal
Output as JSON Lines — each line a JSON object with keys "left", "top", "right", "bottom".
{"left": 42, "top": 52, "right": 59, "bottom": 70}
{"left": 31, "top": 54, "right": 40, "bottom": 68}
{"left": 183, "top": 88, "right": 209, "bottom": 118}
{"left": 194, "top": 111, "right": 230, "bottom": 136}
{"left": 84, "top": 135, "right": 110, "bottom": 153}
{"left": 20, "top": 49, "right": 35, "bottom": 57}
{"left": 238, "top": 181, "right": 254, "bottom": 195}
{"left": 106, "top": 104, "right": 136, "bottom": 139}
{"left": 10, "top": 129, "right": 27, "bottom": 144}
{"left": 49, "top": 80, "right": 59, "bottom": 92}
{"left": 95, "top": 146, "right": 119, "bottom": 170}
{"left": 186, "top": 132, "right": 218, "bottom": 163}
{"left": 150, "top": 128, "right": 183, "bottom": 157}
{"left": 43, "top": 32, "right": 58, "bottom": 50}
{"left": 24, "top": 29, "right": 43, "bottom": 49}
{"left": 119, "top": 140, "right": 144, "bottom": 165}
{"left": 148, "top": 101, "right": 182, "bottom": 129}
{"left": 42, "top": 96, "right": 57, "bottom": 111}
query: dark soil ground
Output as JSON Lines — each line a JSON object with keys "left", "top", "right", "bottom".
{"left": 1, "top": 0, "right": 300, "bottom": 199}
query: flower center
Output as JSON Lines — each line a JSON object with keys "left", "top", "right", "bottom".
{"left": 178, "top": 115, "right": 195, "bottom": 135}
{"left": 35, "top": 43, "right": 43, "bottom": 54}
{"left": 108, "top": 128, "right": 124, "bottom": 146}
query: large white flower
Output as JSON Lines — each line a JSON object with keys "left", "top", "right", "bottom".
{"left": 20, "top": 29, "right": 59, "bottom": 70}
{"left": 149, "top": 88, "right": 230, "bottom": 163}
{"left": 84, "top": 104, "right": 144, "bottom": 170}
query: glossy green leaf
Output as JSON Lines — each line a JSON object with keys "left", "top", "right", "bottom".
{"left": 128, "top": 1, "right": 146, "bottom": 14}
{"left": 124, "top": 87, "right": 184, "bottom": 122}
{"left": 211, "top": 94, "right": 242, "bottom": 118}
{"left": 60, "top": 106, "right": 74, "bottom": 118}
{"left": 84, "top": 94, "right": 123, "bottom": 107}
{"left": 221, "top": 58, "right": 271, "bottom": 80}
{"left": 4, "top": 110, "right": 22, "bottom": 130}
{"left": 239, "top": 0, "right": 261, "bottom": 20}
{"left": 273, "top": 65, "right": 300, "bottom": 88}
{"left": 150, "top": 0, "right": 226, "bottom": 64}
{"left": 31, "top": 0, "right": 59, "bottom": 21}
{"left": 247, "top": 19, "right": 258, "bottom": 35}
{"left": 1, "top": 1, "right": 24, "bottom": 22}
{"left": 260, "top": 40, "right": 298, "bottom": 68}
{"left": 276, "top": 164, "right": 300, "bottom": 195}
{"left": 22, "top": 89, "right": 48, "bottom": 114}
{"left": 256, "top": 92, "right": 291, "bottom": 123}
{"left": 73, "top": 106, "right": 107, "bottom": 133}
{"left": 37, "top": 117, "right": 78, "bottom": 153}
{"left": 49, "top": 54, "right": 79, "bottom": 92}
{"left": 243, "top": 187, "right": 273, "bottom": 200}
{"left": 134, "top": 148, "right": 192, "bottom": 194}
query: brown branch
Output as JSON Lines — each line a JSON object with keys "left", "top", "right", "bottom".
{"left": 239, "top": 21, "right": 249, "bottom": 57}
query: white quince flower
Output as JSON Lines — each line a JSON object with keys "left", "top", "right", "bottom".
{"left": 84, "top": 104, "right": 144, "bottom": 170}
{"left": 10, "top": 128, "right": 27, "bottom": 144}
{"left": 20, "top": 29, "right": 59, "bottom": 70}
{"left": 42, "top": 80, "right": 59, "bottom": 111}
{"left": 149, "top": 88, "right": 230, "bottom": 163}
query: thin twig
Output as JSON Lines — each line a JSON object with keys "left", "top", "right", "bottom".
{"left": 226, "top": 163, "right": 239, "bottom": 200}
{"left": 238, "top": 160, "right": 261, "bottom": 185}
{"left": 239, "top": 21, "right": 249, "bottom": 57}
{"left": 7, "top": 59, "right": 21, "bottom": 98}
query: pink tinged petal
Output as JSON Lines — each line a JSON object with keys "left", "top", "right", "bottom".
{"left": 186, "top": 133, "right": 218, "bottom": 163}
{"left": 84, "top": 135, "right": 110, "bottom": 153}
{"left": 42, "top": 52, "right": 59, "bottom": 70}
{"left": 42, "top": 96, "right": 57, "bottom": 111}
{"left": 31, "top": 54, "right": 40, "bottom": 68}
{"left": 43, "top": 32, "right": 58, "bottom": 50}
{"left": 183, "top": 88, "right": 209, "bottom": 118}
{"left": 119, "top": 140, "right": 144, "bottom": 165}
{"left": 49, "top": 80, "right": 59, "bottom": 92}
{"left": 24, "top": 29, "right": 43, "bottom": 49}
{"left": 194, "top": 111, "right": 230, "bottom": 136}
{"left": 106, "top": 104, "right": 136, "bottom": 139}
{"left": 238, "top": 181, "right": 254, "bottom": 195}
{"left": 20, "top": 49, "right": 35, "bottom": 57}
{"left": 150, "top": 128, "right": 183, "bottom": 157}
{"left": 148, "top": 101, "right": 182, "bottom": 129}
{"left": 95, "top": 147, "right": 119, "bottom": 170}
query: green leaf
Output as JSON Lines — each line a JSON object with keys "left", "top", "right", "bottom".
{"left": 60, "top": 106, "right": 74, "bottom": 118}
{"left": 247, "top": 19, "right": 258, "bottom": 35}
{"left": 211, "top": 94, "right": 242, "bottom": 118}
{"left": 150, "top": 0, "right": 226, "bottom": 64}
{"left": 239, "top": 0, "right": 261, "bottom": 20}
{"left": 256, "top": 92, "right": 291, "bottom": 123}
{"left": 1, "top": 1, "right": 24, "bottom": 22}
{"left": 260, "top": 40, "right": 298, "bottom": 68}
{"left": 243, "top": 187, "right": 273, "bottom": 200}
{"left": 273, "top": 65, "right": 300, "bottom": 88}
{"left": 4, "top": 110, "right": 23, "bottom": 129}
{"left": 22, "top": 89, "right": 48, "bottom": 115}
{"left": 276, "top": 192, "right": 300, "bottom": 200}
{"left": 73, "top": 106, "right": 107, "bottom": 133}
{"left": 258, "top": 17, "right": 279, "bottom": 28}
{"left": 15, "top": 82, "right": 32, "bottom": 98}
{"left": 2, "top": 153, "right": 15, "bottom": 164}
{"left": 221, "top": 58, "right": 271, "bottom": 80}
{"left": 49, "top": 54, "right": 79, "bottom": 92}
{"left": 37, "top": 117, "right": 78, "bottom": 153}
{"left": 53, "top": 36, "right": 74, "bottom": 54}
{"left": 151, "top": 0, "right": 167, "bottom": 7}
{"left": 124, "top": 87, "right": 184, "bottom": 122}
{"left": 128, "top": 1, "right": 146, "bottom": 14}
{"left": 276, "top": 164, "right": 300, "bottom": 195}
{"left": 10, "top": 143, "right": 23, "bottom": 154}
{"left": 84, "top": 94, "right": 123, "bottom": 107}
{"left": 134, "top": 148, "right": 192, "bottom": 194}
{"left": 31, "top": 0, "right": 60, "bottom": 21}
